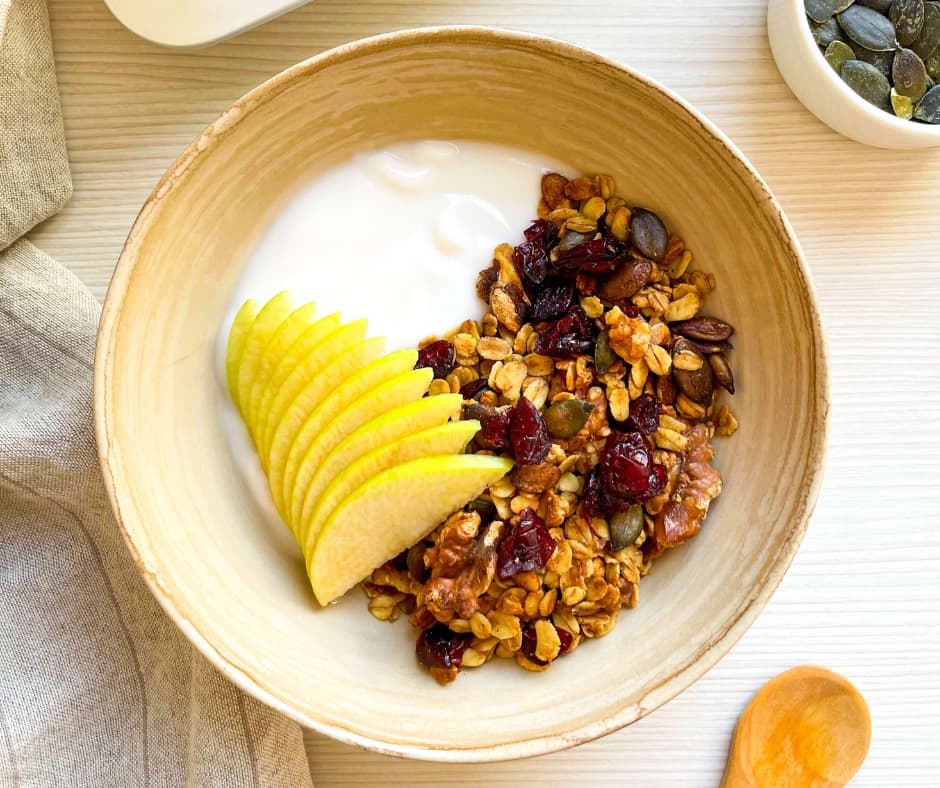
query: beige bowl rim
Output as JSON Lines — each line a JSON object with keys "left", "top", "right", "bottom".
{"left": 94, "top": 25, "right": 830, "bottom": 761}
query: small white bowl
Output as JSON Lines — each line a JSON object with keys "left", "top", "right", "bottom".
{"left": 768, "top": 0, "right": 940, "bottom": 148}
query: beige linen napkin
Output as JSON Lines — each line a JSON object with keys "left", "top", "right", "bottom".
{"left": 0, "top": 3, "right": 314, "bottom": 785}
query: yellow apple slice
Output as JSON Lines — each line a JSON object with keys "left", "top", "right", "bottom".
{"left": 245, "top": 301, "right": 317, "bottom": 432}
{"left": 264, "top": 336, "right": 386, "bottom": 518}
{"left": 235, "top": 291, "right": 293, "bottom": 417}
{"left": 308, "top": 455, "right": 514, "bottom": 604}
{"left": 257, "top": 318, "right": 367, "bottom": 462}
{"left": 288, "top": 368, "right": 434, "bottom": 532}
{"left": 277, "top": 348, "right": 419, "bottom": 523}
{"left": 295, "top": 392, "right": 463, "bottom": 540}
{"left": 252, "top": 312, "right": 343, "bottom": 444}
{"left": 225, "top": 298, "right": 259, "bottom": 411}
{"left": 301, "top": 418, "right": 478, "bottom": 561}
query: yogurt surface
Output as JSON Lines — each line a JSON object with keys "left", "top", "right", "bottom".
{"left": 217, "top": 140, "right": 571, "bottom": 535}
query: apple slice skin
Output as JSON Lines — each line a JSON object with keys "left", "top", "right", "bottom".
{"left": 288, "top": 367, "right": 434, "bottom": 531}
{"left": 252, "top": 312, "right": 342, "bottom": 447}
{"left": 308, "top": 454, "right": 513, "bottom": 605}
{"left": 301, "top": 419, "right": 479, "bottom": 562}
{"left": 245, "top": 301, "right": 317, "bottom": 429}
{"left": 258, "top": 319, "right": 368, "bottom": 462}
{"left": 264, "top": 336, "right": 386, "bottom": 520}
{"left": 236, "top": 291, "right": 293, "bottom": 416}
{"left": 296, "top": 393, "right": 463, "bottom": 539}
{"left": 225, "top": 298, "right": 259, "bottom": 411}
{"left": 278, "top": 348, "right": 419, "bottom": 525}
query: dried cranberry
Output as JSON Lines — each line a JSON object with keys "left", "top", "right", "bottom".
{"left": 509, "top": 397, "right": 550, "bottom": 464}
{"left": 646, "top": 464, "right": 668, "bottom": 499}
{"left": 602, "top": 431, "right": 653, "bottom": 497}
{"left": 552, "top": 237, "right": 625, "bottom": 276}
{"left": 513, "top": 241, "right": 550, "bottom": 287}
{"left": 497, "top": 508, "right": 556, "bottom": 580}
{"left": 521, "top": 621, "right": 574, "bottom": 665}
{"left": 612, "top": 393, "right": 659, "bottom": 435}
{"left": 583, "top": 430, "right": 668, "bottom": 517}
{"left": 416, "top": 623, "right": 470, "bottom": 670}
{"left": 528, "top": 279, "right": 576, "bottom": 322}
{"left": 523, "top": 219, "right": 559, "bottom": 246}
{"left": 415, "top": 340, "right": 456, "bottom": 379}
{"left": 475, "top": 405, "right": 513, "bottom": 452}
{"left": 534, "top": 305, "right": 597, "bottom": 358}
{"left": 623, "top": 303, "right": 640, "bottom": 318}
{"left": 460, "top": 378, "right": 490, "bottom": 401}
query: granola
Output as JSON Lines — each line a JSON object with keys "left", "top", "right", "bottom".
{"left": 362, "top": 172, "right": 738, "bottom": 683}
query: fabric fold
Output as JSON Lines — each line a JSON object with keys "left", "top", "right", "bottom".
{"left": 0, "top": 3, "right": 313, "bottom": 785}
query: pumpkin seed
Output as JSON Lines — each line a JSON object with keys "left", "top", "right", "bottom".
{"left": 927, "top": 49, "right": 940, "bottom": 78}
{"left": 911, "top": 2, "right": 940, "bottom": 58}
{"left": 892, "top": 47, "right": 929, "bottom": 97}
{"left": 629, "top": 208, "right": 668, "bottom": 261}
{"left": 708, "top": 354, "right": 735, "bottom": 395}
{"left": 597, "top": 256, "right": 653, "bottom": 301}
{"left": 858, "top": 0, "right": 893, "bottom": 10}
{"left": 838, "top": 4, "right": 898, "bottom": 49}
{"left": 826, "top": 39, "right": 857, "bottom": 69}
{"left": 913, "top": 83, "right": 940, "bottom": 119}
{"left": 672, "top": 339, "right": 714, "bottom": 405}
{"left": 806, "top": 0, "right": 856, "bottom": 23}
{"left": 543, "top": 399, "right": 594, "bottom": 438}
{"left": 671, "top": 315, "right": 735, "bottom": 342}
{"left": 811, "top": 15, "right": 845, "bottom": 45}
{"left": 850, "top": 40, "right": 896, "bottom": 75}
{"left": 890, "top": 0, "right": 926, "bottom": 46}
{"left": 595, "top": 329, "right": 615, "bottom": 374}
{"left": 609, "top": 506, "right": 645, "bottom": 552}
{"left": 841, "top": 59, "right": 894, "bottom": 108}
{"left": 891, "top": 86, "right": 916, "bottom": 115}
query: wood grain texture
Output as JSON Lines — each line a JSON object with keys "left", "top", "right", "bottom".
{"left": 38, "top": 0, "right": 940, "bottom": 785}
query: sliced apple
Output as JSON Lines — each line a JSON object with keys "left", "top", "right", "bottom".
{"left": 257, "top": 319, "right": 367, "bottom": 461}
{"left": 252, "top": 312, "right": 343, "bottom": 444}
{"left": 225, "top": 298, "right": 259, "bottom": 411}
{"left": 295, "top": 392, "right": 463, "bottom": 538}
{"left": 235, "top": 291, "right": 293, "bottom": 416}
{"left": 288, "top": 368, "right": 434, "bottom": 531}
{"left": 308, "top": 455, "right": 513, "bottom": 604}
{"left": 264, "top": 336, "right": 386, "bottom": 518}
{"left": 301, "top": 418, "right": 478, "bottom": 560}
{"left": 276, "top": 348, "right": 419, "bottom": 522}
{"left": 245, "top": 301, "right": 317, "bottom": 429}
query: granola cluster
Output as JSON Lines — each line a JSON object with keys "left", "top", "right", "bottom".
{"left": 361, "top": 172, "right": 738, "bottom": 684}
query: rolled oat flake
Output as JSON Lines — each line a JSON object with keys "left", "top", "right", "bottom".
{"left": 839, "top": 4, "right": 899, "bottom": 49}
{"left": 890, "top": 0, "right": 927, "bottom": 46}
{"left": 893, "top": 47, "right": 930, "bottom": 98}
{"left": 841, "top": 58, "right": 894, "bottom": 107}
{"left": 806, "top": 0, "right": 856, "bottom": 23}
{"left": 913, "top": 83, "right": 940, "bottom": 119}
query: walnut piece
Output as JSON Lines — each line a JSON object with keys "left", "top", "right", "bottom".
{"left": 652, "top": 424, "right": 722, "bottom": 552}
{"left": 423, "top": 511, "right": 506, "bottom": 623}
{"left": 605, "top": 306, "right": 652, "bottom": 365}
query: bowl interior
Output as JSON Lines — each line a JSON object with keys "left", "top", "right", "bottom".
{"left": 96, "top": 28, "right": 827, "bottom": 760}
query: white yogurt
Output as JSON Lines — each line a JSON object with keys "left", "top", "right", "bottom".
{"left": 217, "top": 140, "right": 571, "bottom": 535}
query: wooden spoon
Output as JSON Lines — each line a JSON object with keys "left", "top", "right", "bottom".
{"left": 721, "top": 666, "right": 871, "bottom": 788}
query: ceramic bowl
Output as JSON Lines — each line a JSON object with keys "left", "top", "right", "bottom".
{"left": 95, "top": 27, "right": 828, "bottom": 761}
{"left": 768, "top": 0, "right": 940, "bottom": 148}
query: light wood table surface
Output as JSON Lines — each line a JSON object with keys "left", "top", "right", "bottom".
{"left": 38, "top": 0, "right": 940, "bottom": 785}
